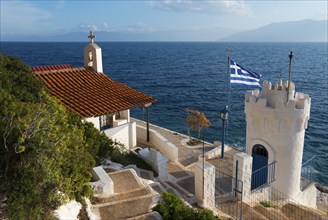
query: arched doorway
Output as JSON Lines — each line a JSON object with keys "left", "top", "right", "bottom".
{"left": 251, "top": 144, "right": 268, "bottom": 190}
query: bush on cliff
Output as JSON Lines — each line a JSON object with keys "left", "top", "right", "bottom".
{"left": 0, "top": 53, "right": 115, "bottom": 219}
{"left": 154, "top": 192, "right": 220, "bottom": 220}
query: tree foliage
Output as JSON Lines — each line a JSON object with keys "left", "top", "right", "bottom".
{"left": 184, "top": 109, "right": 211, "bottom": 140}
{"left": 0, "top": 52, "right": 42, "bottom": 102}
{"left": 0, "top": 53, "right": 115, "bottom": 219}
{"left": 153, "top": 192, "right": 220, "bottom": 220}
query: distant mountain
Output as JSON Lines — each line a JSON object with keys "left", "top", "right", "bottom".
{"left": 2, "top": 27, "right": 239, "bottom": 42}
{"left": 2, "top": 19, "right": 326, "bottom": 42}
{"left": 220, "top": 19, "right": 327, "bottom": 42}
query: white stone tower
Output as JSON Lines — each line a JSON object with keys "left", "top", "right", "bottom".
{"left": 244, "top": 79, "right": 311, "bottom": 200}
{"left": 84, "top": 31, "right": 103, "bottom": 73}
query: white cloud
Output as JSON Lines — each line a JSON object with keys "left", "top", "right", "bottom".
{"left": 77, "top": 22, "right": 119, "bottom": 32}
{"left": 222, "top": 0, "right": 251, "bottom": 15}
{"left": 79, "top": 24, "right": 98, "bottom": 31}
{"left": 124, "top": 23, "right": 156, "bottom": 33}
{"left": 81, "top": 22, "right": 156, "bottom": 33}
{"left": 148, "top": 0, "right": 251, "bottom": 16}
{"left": 102, "top": 22, "right": 110, "bottom": 29}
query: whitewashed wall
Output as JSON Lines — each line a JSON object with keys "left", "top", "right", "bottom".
{"left": 85, "top": 116, "right": 100, "bottom": 130}
{"left": 91, "top": 166, "right": 114, "bottom": 196}
{"left": 104, "top": 122, "right": 137, "bottom": 150}
{"left": 136, "top": 125, "right": 178, "bottom": 162}
{"left": 139, "top": 148, "right": 168, "bottom": 180}
{"left": 294, "top": 183, "right": 317, "bottom": 208}
{"left": 121, "top": 109, "right": 130, "bottom": 122}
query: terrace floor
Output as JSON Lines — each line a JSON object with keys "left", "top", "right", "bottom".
{"left": 131, "top": 117, "right": 237, "bottom": 168}
{"left": 131, "top": 118, "right": 242, "bottom": 204}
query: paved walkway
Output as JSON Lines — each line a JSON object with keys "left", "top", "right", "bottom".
{"left": 132, "top": 118, "right": 241, "bottom": 172}
{"left": 131, "top": 118, "right": 243, "bottom": 206}
{"left": 131, "top": 118, "right": 219, "bottom": 167}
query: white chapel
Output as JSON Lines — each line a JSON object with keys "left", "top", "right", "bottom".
{"left": 32, "top": 31, "right": 156, "bottom": 150}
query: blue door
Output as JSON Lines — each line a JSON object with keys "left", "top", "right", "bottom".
{"left": 251, "top": 145, "right": 268, "bottom": 190}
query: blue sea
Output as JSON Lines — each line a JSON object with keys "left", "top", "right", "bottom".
{"left": 1, "top": 42, "right": 327, "bottom": 186}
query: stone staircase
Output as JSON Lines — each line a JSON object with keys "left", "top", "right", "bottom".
{"left": 90, "top": 169, "right": 160, "bottom": 220}
{"left": 95, "top": 194, "right": 156, "bottom": 219}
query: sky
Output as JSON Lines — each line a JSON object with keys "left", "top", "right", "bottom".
{"left": 1, "top": 0, "right": 327, "bottom": 39}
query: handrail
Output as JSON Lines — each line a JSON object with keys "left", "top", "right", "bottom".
{"left": 251, "top": 161, "right": 277, "bottom": 191}
{"left": 302, "top": 154, "right": 328, "bottom": 166}
{"left": 302, "top": 156, "right": 316, "bottom": 166}
{"left": 301, "top": 154, "right": 327, "bottom": 190}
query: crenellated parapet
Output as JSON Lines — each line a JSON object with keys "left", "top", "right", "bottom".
{"left": 245, "top": 79, "right": 311, "bottom": 134}
{"left": 246, "top": 80, "right": 310, "bottom": 110}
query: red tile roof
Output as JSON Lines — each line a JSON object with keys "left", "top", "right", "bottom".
{"left": 33, "top": 65, "right": 156, "bottom": 117}
{"left": 32, "top": 64, "right": 73, "bottom": 72}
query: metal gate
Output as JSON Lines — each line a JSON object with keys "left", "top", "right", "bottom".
{"left": 251, "top": 145, "right": 268, "bottom": 190}
{"left": 215, "top": 170, "right": 243, "bottom": 220}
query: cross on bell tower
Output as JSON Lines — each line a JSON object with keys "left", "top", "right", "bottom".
{"left": 88, "top": 31, "right": 96, "bottom": 44}
{"left": 84, "top": 31, "right": 103, "bottom": 73}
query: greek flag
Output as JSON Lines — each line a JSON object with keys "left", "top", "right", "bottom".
{"left": 230, "top": 59, "right": 262, "bottom": 89}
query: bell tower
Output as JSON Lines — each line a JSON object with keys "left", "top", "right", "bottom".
{"left": 84, "top": 31, "right": 103, "bottom": 73}
{"left": 244, "top": 79, "right": 311, "bottom": 199}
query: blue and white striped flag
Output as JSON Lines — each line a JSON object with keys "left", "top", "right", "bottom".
{"left": 230, "top": 59, "right": 262, "bottom": 89}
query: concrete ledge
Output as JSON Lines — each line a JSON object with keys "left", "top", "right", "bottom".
{"left": 295, "top": 182, "right": 317, "bottom": 209}
{"left": 125, "top": 211, "right": 162, "bottom": 220}
{"left": 54, "top": 200, "right": 82, "bottom": 220}
{"left": 136, "top": 125, "right": 178, "bottom": 162}
{"left": 90, "top": 166, "right": 114, "bottom": 197}
{"left": 198, "top": 147, "right": 220, "bottom": 161}
{"left": 137, "top": 148, "right": 168, "bottom": 179}
{"left": 101, "top": 159, "right": 124, "bottom": 171}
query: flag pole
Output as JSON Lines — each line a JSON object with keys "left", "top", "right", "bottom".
{"left": 227, "top": 48, "right": 231, "bottom": 143}
{"left": 228, "top": 48, "right": 231, "bottom": 98}
{"left": 287, "top": 51, "right": 293, "bottom": 102}
{"left": 220, "top": 48, "right": 231, "bottom": 159}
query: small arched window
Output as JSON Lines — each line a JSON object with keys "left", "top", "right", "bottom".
{"left": 88, "top": 51, "right": 93, "bottom": 67}
{"left": 252, "top": 144, "right": 268, "bottom": 157}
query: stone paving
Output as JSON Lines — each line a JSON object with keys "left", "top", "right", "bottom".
{"left": 132, "top": 118, "right": 242, "bottom": 206}
{"left": 132, "top": 118, "right": 218, "bottom": 167}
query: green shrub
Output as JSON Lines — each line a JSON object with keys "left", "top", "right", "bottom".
{"left": 111, "top": 150, "right": 154, "bottom": 173}
{"left": 187, "top": 138, "right": 202, "bottom": 146}
{"left": 0, "top": 52, "right": 42, "bottom": 102}
{"left": 154, "top": 192, "right": 220, "bottom": 220}
{"left": 260, "top": 200, "right": 277, "bottom": 208}
{"left": 82, "top": 121, "right": 115, "bottom": 162}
